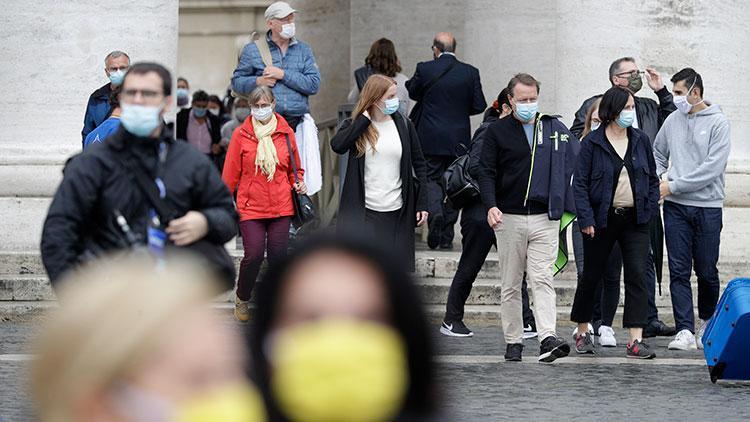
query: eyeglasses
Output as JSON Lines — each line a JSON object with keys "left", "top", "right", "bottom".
{"left": 615, "top": 70, "right": 645, "bottom": 78}
{"left": 121, "top": 89, "right": 163, "bottom": 101}
{"left": 107, "top": 66, "right": 129, "bottom": 73}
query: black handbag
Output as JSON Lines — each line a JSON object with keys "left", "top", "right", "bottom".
{"left": 442, "top": 144, "right": 480, "bottom": 209}
{"left": 125, "top": 155, "right": 236, "bottom": 291}
{"left": 284, "top": 134, "right": 316, "bottom": 228}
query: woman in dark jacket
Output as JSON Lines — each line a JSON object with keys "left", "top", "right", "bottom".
{"left": 570, "top": 86, "right": 660, "bottom": 359}
{"left": 332, "top": 74, "right": 428, "bottom": 271}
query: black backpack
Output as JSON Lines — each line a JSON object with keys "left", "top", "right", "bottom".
{"left": 442, "top": 144, "right": 480, "bottom": 209}
{"left": 442, "top": 119, "right": 498, "bottom": 209}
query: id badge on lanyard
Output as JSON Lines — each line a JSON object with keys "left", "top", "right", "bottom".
{"left": 147, "top": 142, "right": 169, "bottom": 257}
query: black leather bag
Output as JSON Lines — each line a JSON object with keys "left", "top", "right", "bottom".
{"left": 284, "top": 134, "right": 316, "bottom": 228}
{"left": 442, "top": 144, "right": 480, "bottom": 209}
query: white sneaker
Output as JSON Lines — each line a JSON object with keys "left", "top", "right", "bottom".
{"left": 598, "top": 325, "right": 617, "bottom": 347}
{"left": 696, "top": 319, "right": 709, "bottom": 350}
{"left": 668, "top": 329, "right": 697, "bottom": 350}
{"left": 572, "top": 323, "right": 594, "bottom": 340}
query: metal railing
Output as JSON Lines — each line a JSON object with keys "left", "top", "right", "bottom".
{"left": 313, "top": 116, "right": 342, "bottom": 227}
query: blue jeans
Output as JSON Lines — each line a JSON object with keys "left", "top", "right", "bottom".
{"left": 663, "top": 201, "right": 722, "bottom": 333}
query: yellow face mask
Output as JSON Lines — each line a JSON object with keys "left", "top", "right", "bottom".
{"left": 175, "top": 383, "right": 266, "bottom": 422}
{"left": 269, "top": 319, "right": 409, "bottom": 422}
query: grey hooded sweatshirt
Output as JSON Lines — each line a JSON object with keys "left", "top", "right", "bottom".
{"left": 654, "top": 102, "right": 731, "bottom": 208}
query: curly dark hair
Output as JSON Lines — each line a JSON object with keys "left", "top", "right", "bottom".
{"left": 364, "top": 38, "right": 402, "bottom": 77}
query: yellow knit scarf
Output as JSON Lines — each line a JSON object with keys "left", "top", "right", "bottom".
{"left": 252, "top": 114, "right": 280, "bottom": 181}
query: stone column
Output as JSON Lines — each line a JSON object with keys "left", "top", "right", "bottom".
{"left": 0, "top": 0, "right": 179, "bottom": 251}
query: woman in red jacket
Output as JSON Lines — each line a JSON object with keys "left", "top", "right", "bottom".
{"left": 222, "top": 86, "right": 306, "bottom": 322}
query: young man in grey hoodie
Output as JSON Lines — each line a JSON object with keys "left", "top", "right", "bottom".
{"left": 653, "top": 68, "right": 731, "bottom": 351}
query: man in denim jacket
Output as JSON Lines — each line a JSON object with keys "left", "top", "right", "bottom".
{"left": 231, "top": 1, "right": 320, "bottom": 131}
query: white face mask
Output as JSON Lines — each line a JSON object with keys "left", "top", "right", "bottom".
{"left": 252, "top": 105, "right": 273, "bottom": 122}
{"left": 280, "top": 23, "right": 296, "bottom": 39}
{"left": 673, "top": 79, "right": 704, "bottom": 114}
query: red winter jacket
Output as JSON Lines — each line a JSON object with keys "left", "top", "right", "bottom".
{"left": 222, "top": 114, "right": 304, "bottom": 221}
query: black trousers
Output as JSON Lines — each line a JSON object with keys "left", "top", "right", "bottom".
{"left": 591, "top": 243, "right": 622, "bottom": 327}
{"left": 424, "top": 154, "right": 459, "bottom": 246}
{"left": 445, "top": 202, "right": 535, "bottom": 326}
{"left": 571, "top": 209, "right": 650, "bottom": 328}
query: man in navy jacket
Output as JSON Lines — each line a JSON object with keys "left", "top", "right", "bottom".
{"left": 82, "top": 51, "right": 130, "bottom": 146}
{"left": 479, "top": 73, "right": 578, "bottom": 363}
{"left": 406, "top": 32, "right": 486, "bottom": 249}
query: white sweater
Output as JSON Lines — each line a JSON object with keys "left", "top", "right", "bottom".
{"left": 365, "top": 118, "right": 403, "bottom": 212}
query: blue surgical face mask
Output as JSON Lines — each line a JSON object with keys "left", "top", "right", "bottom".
{"left": 514, "top": 101, "right": 538, "bottom": 122}
{"left": 590, "top": 121, "right": 601, "bottom": 131}
{"left": 616, "top": 109, "right": 636, "bottom": 128}
{"left": 120, "top": 103, "right": 163, "bottom": 137}
{"left": 381, "top": 98, "right": 400, "bottom": 115}
{"left": 108, "top": 69, "right": 125, "bottom": 86}
{"left": 193, "top": 107, "right": 207, "bottom": 118}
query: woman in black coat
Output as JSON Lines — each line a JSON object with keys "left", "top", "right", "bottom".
{"left": 331, "top": 74, "right": 428, "bottom": 271}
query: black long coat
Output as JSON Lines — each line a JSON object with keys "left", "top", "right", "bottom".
{"left": 331, "top": 112, "right": 428, "bottom": 270}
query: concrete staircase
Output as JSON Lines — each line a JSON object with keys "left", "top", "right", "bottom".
{"left": 2, "top": 248, "right": 748, "bottom": 325}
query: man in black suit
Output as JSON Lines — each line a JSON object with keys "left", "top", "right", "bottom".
{"left": 406, "top": 32, "right": 486, "bottom": 249}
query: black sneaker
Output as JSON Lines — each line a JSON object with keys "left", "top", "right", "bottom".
{"left": 574, "top": 332, "right": 596, "bottom": 354}
{"left": 538, "top": 336, "right": 570, "bottom": 363}
{"left": 505, "top": 343, "right": 524, "bottom": 361}
{"left": 626, "top": 339, "right": 656, "bottom": 359}
{"left": 439, "top": 242, "right": 454, "bottom": 250}
{"left": 643, "top": 319, "right": 677, "bottom": 338}
{"left": 427, "top": 217, "right": 443, "bottom": 250}
{"left": 523, "top": 322, "right": 538, "bottom": 339}
{"left": 440, "top": 320, "right": 474, "bottom": 337}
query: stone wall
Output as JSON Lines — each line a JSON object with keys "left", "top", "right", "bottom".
{"left": 0, "top": 0, "right": 179, "bottom": 250}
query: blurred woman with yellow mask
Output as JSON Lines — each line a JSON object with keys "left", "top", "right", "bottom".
{"left": 249, "top": 234, "right": 437, "bottom": 421}
{"left": 31, "top": 255, "right": 265, "bottom": 422}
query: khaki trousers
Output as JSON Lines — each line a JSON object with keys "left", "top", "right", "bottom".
{"left": 495, "top": 213, "right": 559, "bottom": 344}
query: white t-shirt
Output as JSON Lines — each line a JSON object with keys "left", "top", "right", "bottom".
{"left": 365, "top": 118, "right": 403, "bottom": 212}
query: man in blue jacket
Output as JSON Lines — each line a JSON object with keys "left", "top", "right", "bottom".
{"left": 81, "top": 51, "right": 130, "bottom": 146}
{"left": 406, "top": 32, "right": 486, "bottom": 250}
{"left": 231, "top": 1, "right": 320, "bottom": 132}
{"left": 479, "top": 73, "right": 579, "bottom": 363}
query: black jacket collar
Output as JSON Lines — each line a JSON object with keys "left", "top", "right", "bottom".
{"left": 107, "top": 125, "right": 175, "bottom": 152}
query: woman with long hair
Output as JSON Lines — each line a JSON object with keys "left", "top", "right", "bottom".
{"left": 332, "top": 74, "right": 428, "bottom": 272}
{"left": 222, "top": 85, "right": 306, "bottom": 322}
{"left": 348, "top": 38, "right": 412, "bottom": 114}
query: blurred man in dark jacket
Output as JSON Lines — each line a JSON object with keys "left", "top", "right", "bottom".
{"left": 42, "top": 62, "right": 237, "bottom": 285}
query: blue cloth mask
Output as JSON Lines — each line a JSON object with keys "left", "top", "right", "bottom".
{"left": 121, "top": 104, "right": 162, "bottom": 137}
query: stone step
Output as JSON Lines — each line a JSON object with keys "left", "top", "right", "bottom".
{"left": 415, "top": 278, "right": 705, "bottom": 308}
{"left": 3, "top": 250, "right": 750, "bottom": 281}
{"left": 0, "top": 270, "right": 708, "bottom": 307}
{"left": 2, "top": 301, "right": 692, "bottom": 328}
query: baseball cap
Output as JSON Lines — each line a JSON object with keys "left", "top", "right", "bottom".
{"left": 265, "top": 1, "right": 297, "bottom": 21}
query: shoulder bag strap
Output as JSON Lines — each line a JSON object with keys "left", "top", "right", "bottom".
{"left": 284, "top": 134, "right": 300, "bottom": 184}
{"left": 421, "top": 59, "right": 458, "bottom": 98}
{"left": 122, "top": 152, "right": 178, "bottom": 225}
{"left": 252, "top": 31, "right": 274, "bottom": 68}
